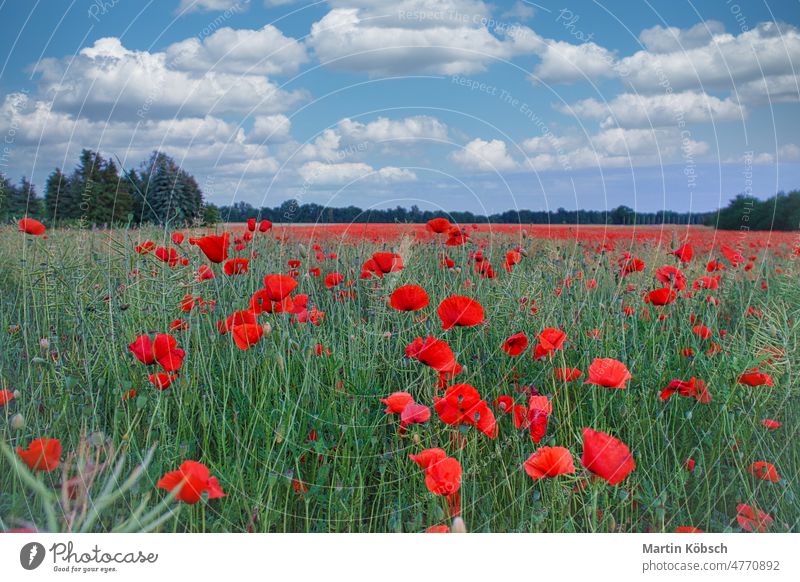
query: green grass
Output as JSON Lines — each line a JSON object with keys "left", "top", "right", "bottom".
{"left": 0, "top": 225, "right": 798, "bottom": 532}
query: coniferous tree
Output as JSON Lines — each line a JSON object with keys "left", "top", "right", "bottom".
{"left": 86, "top": 159, "right": 132, "bottom": 224}
{"left": 137, "top": 152, "right": 203, "bottom": 226}
{"left": 0, "top": 173, "right": 15, "bottom": 221}
{"left": 64, "top": 149, "right": 105, "bottom": 223}
{"left": 1, "top": 176, "right": 41, "bottom": 218}
{"left": 44, "top": 168, "right": 69, "bottom": 223}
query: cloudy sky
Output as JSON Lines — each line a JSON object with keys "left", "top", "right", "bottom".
{"left": 1, "top": 0, "right": 799, "bottom": 214}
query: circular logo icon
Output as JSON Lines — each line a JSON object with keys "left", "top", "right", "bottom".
{"left": 20, "top": 542, "right": 46, "bottom": 570}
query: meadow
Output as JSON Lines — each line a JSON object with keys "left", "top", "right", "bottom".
{"left": 0, "top": 221, "right": 798, "bottom": 533}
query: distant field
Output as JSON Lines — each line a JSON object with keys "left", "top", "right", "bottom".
{"left": 0, "top": 221, "right": 797, "bottom": 532}
{"left": 229, "top": 222, "right": 797, "bottom": 245}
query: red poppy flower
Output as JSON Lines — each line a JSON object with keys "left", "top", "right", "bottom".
{"left": 148, "top": 373, "right": 178, "bottom": 390}
{"left": 180, "top": 294, "right": 196, "bottom": 312}
{"left": 157, "top": 460, "right": 225, "bottom": 504}
{"left": 381, "top": 391, "right": 414, "bottom": 414}
{"left": 135, "top": 241, "right": 156, "bottom": 254}
{"left": 533, "top": 328, "right": 567, "bottom": 359}
{"left": 445, "top": 227, "right": 469, "bottom": 246}
{"left": 692, "top": 325, "right": 712, "bottom": 340}
{"left": 554, "top": 367, "right": 583, "bottom": 382}
{"left": 505, "top": 249, "right": 522, "bottom": 266}
{"left": 646, "top": 287, "right": 677, "bottom": 306}
{"left": 169, "top": 319, "right": 189, "bottom": 331}
{"left": 502, "top": 333, "right": 529, "bottom": 356}
{"left": 437, "top": 295, "right": 485, "bottom": 330}
{"left": 656, "top": 265, "right": 687, "bottom": 290}
{"left": 152, "top": 334, "right": 185, "bottom": 372}
{"left": 0, "top": 389, "right": 14, "bottom": 406}
{"left": 218, "top": 309, "right": 258, "bottom": 335}
{"left": 262, "top": 274, "right": 298, "bottom": 302}
{"left": 369, "top": 252, "right": 404, "bottom": 276}
{"left": 619, "top": 255, "right": 645, "bottom": 275}
{"left": 761, "top": 419, "right": 781, "bottom": 429}
{"left": 18, "top": 217, "right": 46, "bottom": 236}
{"left": 513, "top": 395, "right": 551, "bottom": 443}
{"left": 675, "top": 526, "right": 704, "bottom": 533}
{"left": 749, "top": 462, "right": 780, "bottom": 482}
{"left": 693, "top": 275, "right": 720, "bottom": 290}
{"left": 424, "top": 457, "right": 462, "bottom": 496}
{"left": 523, "top": 446, "right": 576, "bottom": 480}
{"left": 17, "top": 438, "right": 62, "bottom": 472}
{"left": 584, "top": 358, "right": 631, "bottom": 389}
{"left": 390, "top": 285, "right": 429, "bottom": 311}
{"left": 196, "top": 264, "right": 215, "bottom": 281}
{"left": 232, "top": 324, "right": 265, "bottom": 350}
{"left": 738, "top": 369, "right": 774, "bottom": 387}
{"left": 736, "top": 503, "right": 773, "bottom": 532}
{"left": 660, "top": 377, "right": 711, "bottom": 403}
{"left": 325, "top": 272, "right": 345, "bottom": 288}
{"left": 434, "top": 384, "right": 496, "bottom": 438}
{"left": 155, "top": 246, "right": 179, "bottom": 267}
{"left": 259, "top": 220, "right": 272, "bottom": 232}
{"left": 581, "top": 428, "right": 635, "bottom": 485}
{"left": 672, "top": 243, "right": 694, "bottom": 263}
{"left": 171, "top": 232, "right": 184, "bottom": 245}
{"left": 223, "top": 258, "right": 249, "bottom": 275}
{"left": 409, "top": 448, "right": 447, "bottom": 471}
{"left": 405, "top": 336, "right": 460, "bottom": 376}
{"left": 425, "top": 525, "right": 450, "bottom": 533}
{"left": 293, "top": 305, "right": 325, "bottom": 326}
{"left": 129, "top": 335, "right": 157, "bottom": 365}
{"left": 246, "top": 218, "right": 256, "bottom": 231}
{"left": 493, "top": 395, "right": 514, "bottom": 414}
{"left": 189, "top": 233, "right": 230, "bottom": 263}
{"left": 427, "top": 218, "right": 451, "bottom": 233}
{"left": 400, "top": 402, "right": 431, "bottom": 431}
{"left": 247, "top": 289, "right": 272, "bottom": 315}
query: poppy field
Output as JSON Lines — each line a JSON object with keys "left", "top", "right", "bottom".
{"left": 1, "top": 219, "right": 798, "bottom": 533}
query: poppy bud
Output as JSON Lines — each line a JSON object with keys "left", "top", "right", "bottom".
{"left": 519, "top": 248, "right": 528, "bottom": 257}
{"left": 261, "top": 322, "right": 272, "bottom": 336}
{"left": 39, "top": 338, "right": 50, "bottom": 350}
{"left": 451, "top": 517, "right": 467, "bottom": 533}
{"left": 11, "top": 413, "right": 25, "bottom": 430}
{"left": 521, "top": 229, "right": 528, "bottom": 238}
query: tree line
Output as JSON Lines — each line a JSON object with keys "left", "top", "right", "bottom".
{"left": 219, "top": 200, "right": 714, "bottom": 226}
{"left": 703, "top": 192, "right": 800, "bottom": 231}
{"left": 0, "top": 149, "right": 218, "bottom": 227}
{"left": 1, "top": 150, "right": 798, "bottom": 230}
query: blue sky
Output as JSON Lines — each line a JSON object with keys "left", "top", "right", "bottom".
{"left": 1, "top": 0, "right": 799, "bottom": 214}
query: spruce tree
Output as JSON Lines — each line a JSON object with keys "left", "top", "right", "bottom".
{"left": 137, "top": 151, "right": 204, "bottom": 226}
{"left": 0, "top": 173, "right": 14, "bottom": 221}
{"left": 2, "top": 176, "right": 38, "bottom": 218}
{"left": 87, "top": 158, "right": 132, "bottom": 224}
{"left": 44, "top": 168, "right": 69, "bottom": 223}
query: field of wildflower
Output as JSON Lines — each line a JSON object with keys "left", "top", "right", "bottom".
{"left": 0, "top": 219, "right": 798, "bottom": 533}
